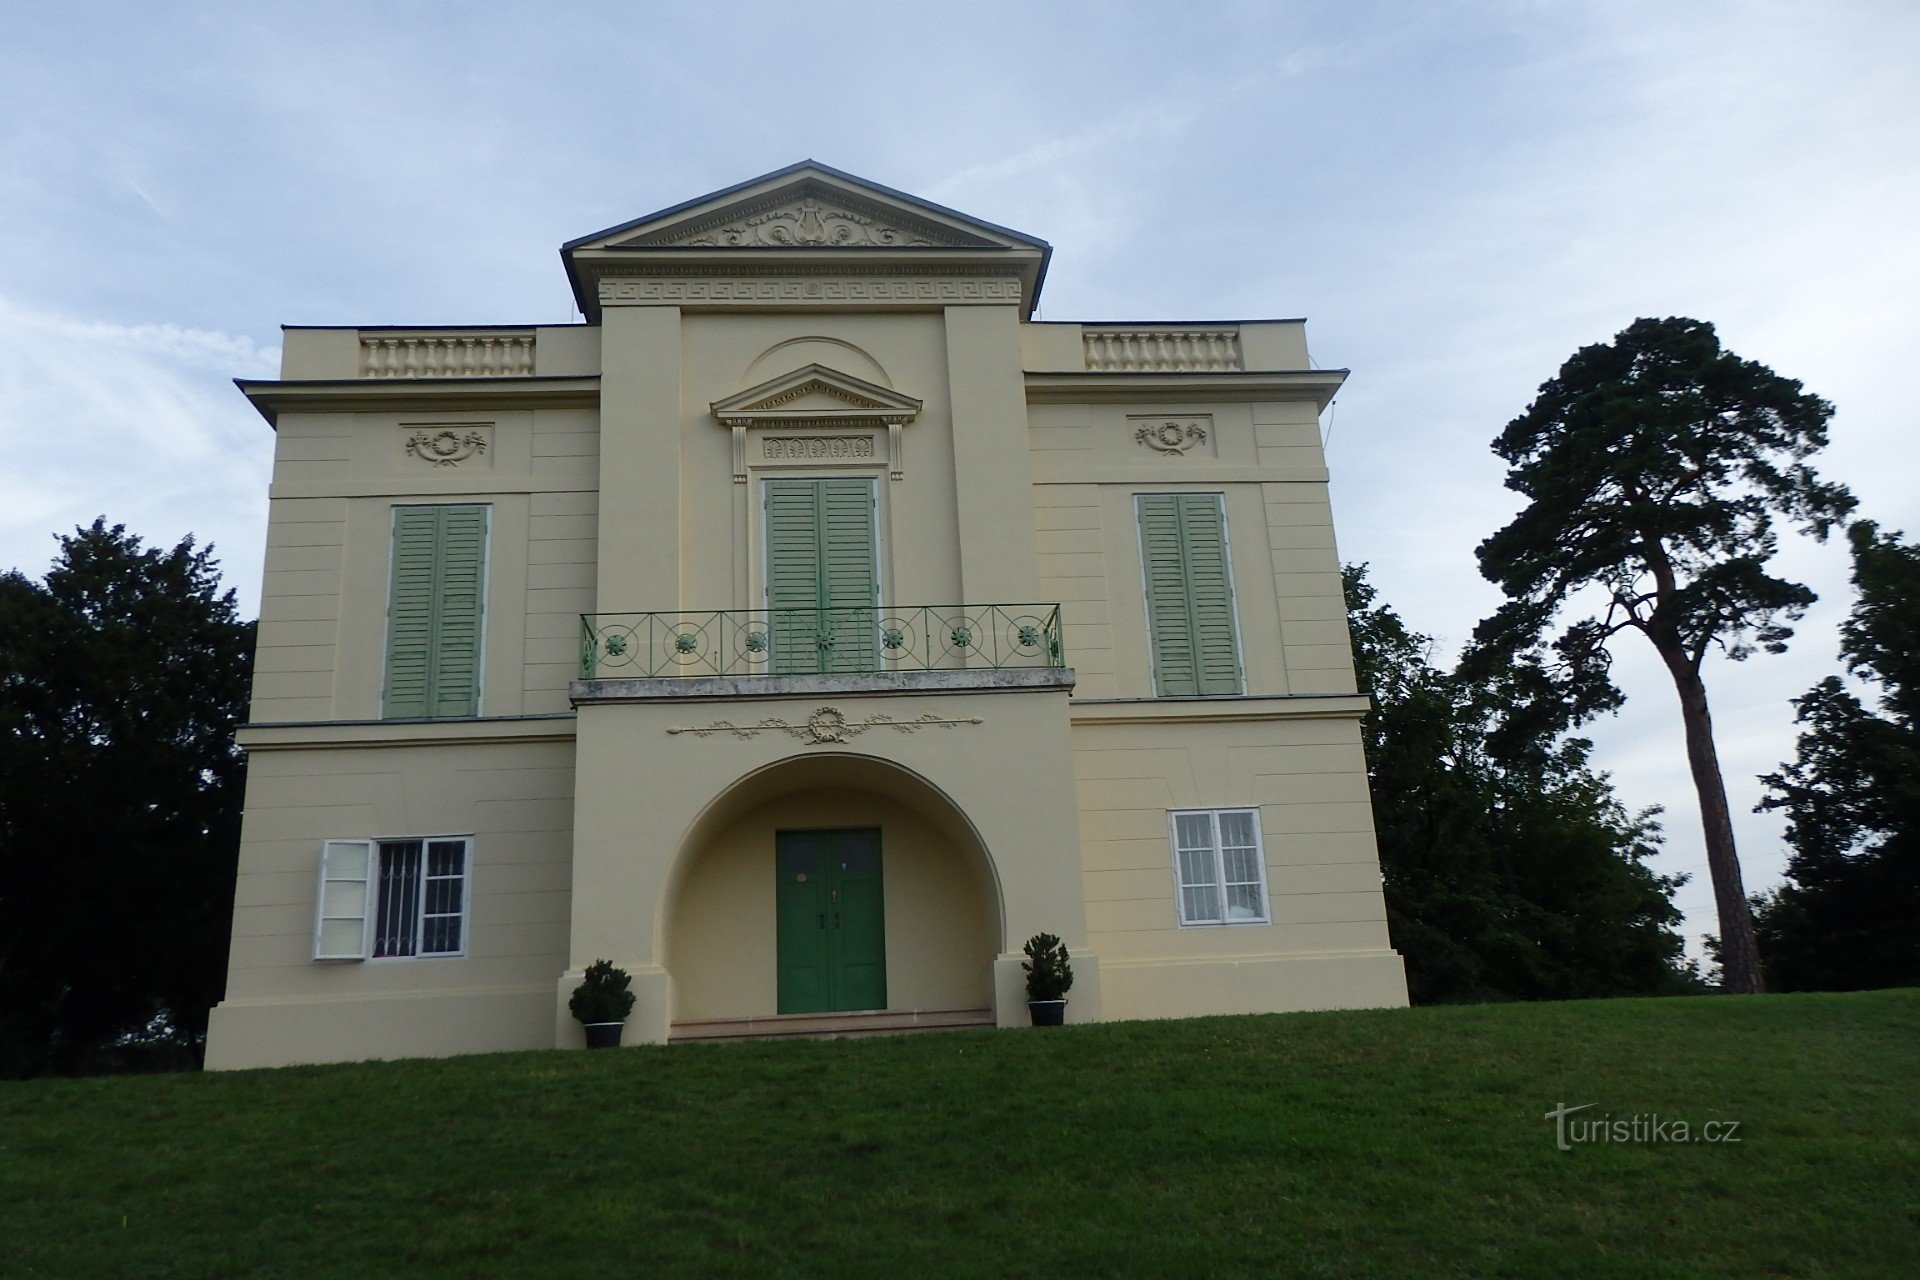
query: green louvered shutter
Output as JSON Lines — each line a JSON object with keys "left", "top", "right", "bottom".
{"left": 766, "top": 481, "right": 826, "bottom": 675}
{"left": 765, "top": 479, "right": 877, "bottom": 674}
{"left": 384, "top": 505, "right": 488, "bottom": 718}
{"left": 818, "top": 480, "right": 879, "bottom": 672}
{"left": 1138, "top": 493, "right": 1242, "bottom": 696}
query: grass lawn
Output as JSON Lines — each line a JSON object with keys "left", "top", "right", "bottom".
{"left": 3, "top": 990, "right": 1917, "bottom": 1279}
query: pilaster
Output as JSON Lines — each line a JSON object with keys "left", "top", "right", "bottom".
{"left": 595, "top": 305, "right": 683, "bottom": 610}
{"left": 943, "top": 304, "right": 1043, "bottom": 603}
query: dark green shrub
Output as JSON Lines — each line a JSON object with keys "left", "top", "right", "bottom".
{"left": 1022, "top": 933, "right": 1074, "bottom": 1002}
{"left": 568, "top": 959, "right": 637, "bottom": 1024}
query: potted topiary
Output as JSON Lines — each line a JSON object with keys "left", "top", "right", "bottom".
{"left": 569, "top": 958, "right": 636, "bottom": 1049}
{"left": 1023, "top": 933, "right": 1073, "bottom": 1026}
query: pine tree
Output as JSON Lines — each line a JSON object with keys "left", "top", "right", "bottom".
{"left": 0, "top": 520, "right": 254, "bottom": 1074}
{"left": 1475, "top": 318, "right": 1853, "bottom": 993}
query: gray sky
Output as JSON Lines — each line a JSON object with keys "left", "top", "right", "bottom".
{"left": 3, "top": 1, "right": 1916, "bottom": 959}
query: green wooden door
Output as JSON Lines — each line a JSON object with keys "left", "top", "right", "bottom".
{"left": 776, "top": 829, "right": 887, "bottom": 1014}
{"left": 1137, "top": 493, "right": 1242, "bottom": 696}
{"left": 764, "top": 479, "right": 878, "bottom": 674}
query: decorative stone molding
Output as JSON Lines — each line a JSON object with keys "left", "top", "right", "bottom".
{"left": 404, "top": 426, "right": 490, "bottom": 467}
{"left": 666, "top": 705, "right": 983, "bottom": 744}
{"left": 360, "top": 332, "right": 535, "bottom": 378}
{"left": 763, "top": 435, "right": 876, "bottom": 462}
{"left": 1131, "top": 415, "right": 1211, "bottom": 456}
{"left": 599, "top": 275, "right": 1023, "bottom": 307}
{"left": 713, "top": 363, "right": 920, "bottom": 482}
{"left": 1084, "top": 327, "right": 1242, "bottom": 373}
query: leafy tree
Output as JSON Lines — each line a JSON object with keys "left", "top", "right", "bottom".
{"left": 0, "top": 520, "right": 253, "bottom": 1075}
{"left": 1347, "top": 566, "right": 1688, "bottom": 1003}
{"left": 1474, "top": 317, "right": 1854, "bottom": 993}
{"left": 1754, "top": 521, "right": 1920, "bottom": 990}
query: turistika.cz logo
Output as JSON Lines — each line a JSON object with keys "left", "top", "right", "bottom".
{"left": 1544, "top": 1102, "right": 1743, "bottom": 1151}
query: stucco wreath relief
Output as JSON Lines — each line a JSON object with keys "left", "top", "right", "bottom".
{"left": 1134, "top": 418, "right": 1208, "bottom": 455}
{"left": 667, "top": 705, "right": 983, "bottom": 743}
{"left": 405, "top": 429, "right": 489, "bottom": 467}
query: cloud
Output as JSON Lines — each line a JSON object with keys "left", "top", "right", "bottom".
{"left": 0, "top": 294, "right": 273, "bottom": 607}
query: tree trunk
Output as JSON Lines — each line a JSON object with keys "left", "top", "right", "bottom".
{"left": 1659, "top": 650, "right": 1764, "bottom": 994}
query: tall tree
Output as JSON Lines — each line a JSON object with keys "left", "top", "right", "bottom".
{"left": 1347, "top": 566, "right": 1688, "bottom": 1003}
{"left": 0, "top": 520, "right": 253, "bottom": 1075}
{"left": 1754, "top": 521, "right": 1920, "bottom": 990}
{"left": 1474, "top": 318, "right": 1853, "bottom": 993}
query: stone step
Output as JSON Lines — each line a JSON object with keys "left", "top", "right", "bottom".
{"left": 670, "top": 1006, "right": 994, "bottom": 1044}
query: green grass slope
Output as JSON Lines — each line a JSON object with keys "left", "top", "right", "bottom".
{"left": 3, "top": 991, "right": 1917, "bottom": 1279}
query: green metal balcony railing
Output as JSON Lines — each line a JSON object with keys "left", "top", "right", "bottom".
{"left": 579, "top": 604, "right": 1065, "bottom": 680}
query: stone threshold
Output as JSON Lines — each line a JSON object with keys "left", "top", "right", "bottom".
{"left": 669, "top": 1006, "right": 994, "bottom": 1043}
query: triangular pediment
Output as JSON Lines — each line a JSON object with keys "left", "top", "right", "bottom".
{"left": 711, "top": 364, "right": 922, "bottom": 423}
{"left": 567, "top": 162, "right": 1040, "bottom": 254}
{"left": 563, "top": 162, "right": 1051, "bottom": 320}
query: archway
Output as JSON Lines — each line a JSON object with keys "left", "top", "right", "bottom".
{"left": 662, "top": 753, "right": 1002, "bottom": 1025}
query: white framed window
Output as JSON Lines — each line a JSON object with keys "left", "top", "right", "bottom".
{"left": 1169, "top": 808, "right": 1270, "bottom": 926}
{"left": 313, "top": 837, "right": 471, "bottom": 961}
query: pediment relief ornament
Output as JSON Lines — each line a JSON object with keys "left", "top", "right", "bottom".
{"left": 679, "top": 197, "right": 942, "bottom": 248}
{"left": 627, "top": 190, "right": 986, "bottom": 250}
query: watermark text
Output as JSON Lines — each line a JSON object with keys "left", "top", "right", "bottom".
{"left": 1544, "top": 1102, "right": 1742, "bottom": 1151}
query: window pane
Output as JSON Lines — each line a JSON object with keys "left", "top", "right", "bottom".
{"left": 1222, "top": 845, "right": 1262, "bottom": 887}
{"left": 1174, "top": 813, "right": 1213, "bottom": 850}
{"left": 325, "top": 844, "right": 370, "bottom": 879}
{"left": 427, "top": 841, "right": 464, "bottom": 877}
{"left": 1217, "top": 810, "right": 1257, "bottom": 849}
{"left": 375, "top": 842, "right": 422, "bottom": 957}
{"left": 1182, "top": 883, "right": 1223, "bottom": 924}
{"left": 319, "top": 918, "right": 364, "bottom": 954}
{"left": 422, "top": 914, "right": 462, "bottom": 955}
{"left": 1178, "top": 846, "right": 1219, "bottom": 891}
{"left": 425, "top": 878, "right": 460, "bottom": 915}
{"left": 322, "top": 881, "right": 367, "bottom": 916}
{"left": 1226, "top": 884, "right": 1265, "bottom": 920}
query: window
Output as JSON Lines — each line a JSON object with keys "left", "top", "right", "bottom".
{"left": 384, "top": 504, "right": 489, "bottom": 718}
{"left": 1135, "top": 493, "right": 1242, "bottom": 696}
{"left": 1170, "top": 809, "right": 1270, "bottom": 926}
{"left": 313, "top": 837, "right": 470, "bottom": 961}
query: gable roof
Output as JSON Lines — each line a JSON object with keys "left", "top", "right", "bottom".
{"left": 562, "top": 161, "right": 1051, "bottom": 319}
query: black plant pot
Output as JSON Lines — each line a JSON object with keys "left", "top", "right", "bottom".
{"left": 583, "top": 1021, "right": 625, "bottom": 1049}
{"left": 1028, "top": 1000, "right": 1067, "bottom": 1027}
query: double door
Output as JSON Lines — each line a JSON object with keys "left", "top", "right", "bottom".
{"left": 776, "top": 828, "right": 886, "bottom": 1014}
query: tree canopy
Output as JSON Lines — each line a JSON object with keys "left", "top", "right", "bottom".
{"left": 1754, "top": 521, "right": 1920, "bottom": 991}
{"left": 1474, "top": 317, "right": 1853, "bottom": 993}
{"left": 1346, "top": 566, "right": 1689, "bottom": 1003}
{"left": 0, "top": 520, "right": 254, "bottom": 1075}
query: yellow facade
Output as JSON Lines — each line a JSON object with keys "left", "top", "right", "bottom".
{"left": 205, "top": 162, "right": 1406, "bottom": 1070}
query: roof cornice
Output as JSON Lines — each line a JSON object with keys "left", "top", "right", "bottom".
{"left": 234, "top": 376, "right": 599, "bottom": 427}
{"left": 1021, "top": 369, "right": 1349, "bottom": 410}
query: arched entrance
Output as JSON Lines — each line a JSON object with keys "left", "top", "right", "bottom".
{"left": 662, "top": 753, "right": 1002, "bottom": 1032}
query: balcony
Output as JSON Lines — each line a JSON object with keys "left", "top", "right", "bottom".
{"left": 579, "top": 604, "right": 1065, "bottom": 682}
